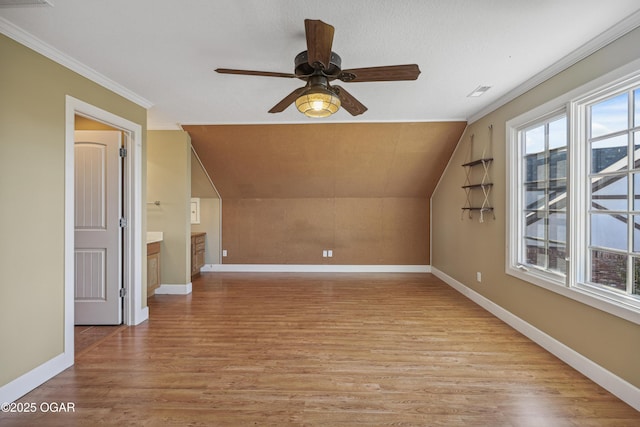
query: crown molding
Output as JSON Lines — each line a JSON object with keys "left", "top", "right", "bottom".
{"left": 468, "top": 9, "right": 640, "bottom": 124}
{"left": 147, "top": 122, "right": 183, "bottom": 131}
{"left": 0, "top": 16, "right": 153, "bottom": 109}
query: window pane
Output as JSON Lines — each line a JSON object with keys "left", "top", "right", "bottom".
{"left": 591, "top": 175, "right": 627, "bottom": 211}
{"left": 635, "top": 89, "right": 640, "bottom": 128}
{"left": 591, "top": 92, "right": 628, "bottom": 138}
{"left": 525, "top": 211, "right": 545, "bottom": 239}
{"left": 549, "top": 148, "right": 567, "bottom": 179}
{"left": 634, "top": 257, "right": 640, "bottom": 296}
{"left": 634, "top": 215, "right": 640, "bottom": 253}
{"left": 525, "top": 153, "right": 546, "bottom": 182}
{"left": 525, "top": 238, "right": 546, "bottom": 268}
{"left": 549, "top": 190, "right": 567, "bottom": 211}
{"left": 635, "top": 131, "right": 640, "bottom": 167}
{"left": 591, "top": 134, "right": 628, "bottom": 173}
{"left": 548, "top": 243, "right": 566, "bottom": 274}
{"left": 548, "top": 116, "right": 567, "bottom": 150}
{"left": 549, "top": 179, "right": 566, "bottom": 207}
{"left": 591, "top": 250, "right": 627, "bottom": 291}
{"left": 634, "top": 173, "right": 640, "bottom": 211}
{"left": 549, "top": 211, "right": 566, "bottom": 243}
{"left": 525, "top": 182, "right": 545, "bottom": 209}
{"left": 591, "top": 213, "right": 627, "bottom": 250}
{"left": 525, "top": 125, "right": 545, "bottom": 154}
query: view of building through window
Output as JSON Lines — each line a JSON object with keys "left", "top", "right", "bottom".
{"left": 588, "top": 88, "right": 640, "bottom": 296}
{"left": 523, "top": 115, "right": 568, "bottom": 275}
{"left": 509, "top": 74, "right": 640, "bottom": 318}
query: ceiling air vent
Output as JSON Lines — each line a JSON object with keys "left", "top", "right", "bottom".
{"left": 0, "top": 0, "right": 53, "bottom": 7}
{"left": 467, "top": 85, "right": 492, "bottom": 97}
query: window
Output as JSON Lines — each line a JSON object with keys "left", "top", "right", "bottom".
{"left": 584, "top": 88, "right": 640, "bottom": 299}
{"left": 507, "top": 69, "right": 640, "bottom": 324}
{"left": 521, "top": 114, "right": 568, "bottom": 277}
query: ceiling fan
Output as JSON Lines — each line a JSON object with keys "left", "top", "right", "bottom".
{"left": 215, "top": 19, "right": 421, "bottom": 118}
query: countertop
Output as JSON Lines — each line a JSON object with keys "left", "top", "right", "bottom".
{"left": 147, "top": 231, "right": 164, "bottom": 244}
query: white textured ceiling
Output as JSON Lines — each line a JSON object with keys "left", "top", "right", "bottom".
{"left": 1, "top": 0, "right": 640, "bottom": 129}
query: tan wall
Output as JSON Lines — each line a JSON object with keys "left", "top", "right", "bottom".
{"left": 0, "top": 34, "right": 146, "bottom": 386}
{"left": 190, "top": 150, "right": 221, "bottom": 264}
{"left": 432, "top": 27, "right": 640, "bottom": 388}
{"left": 75, "top": 115, "right": 119, "bottom": 130}
{"left": 187, "top": 122, "right": 460, "bottom": 266}
{"left": 191, "top": 150, "right": 219, "bottom": 199}
{"left": 191, "top": 198, "right": 222, "bottom": 264}
{"left": 223, "top": 197, "right": 429, "bottom": 264}
{"left": 187, "top": 122, "right": 465, "bottom": 200}
{"left": 147, "top": 131, "right": 192, "bottom": 284}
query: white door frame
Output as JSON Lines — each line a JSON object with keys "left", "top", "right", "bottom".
{"left": 65, "top": 96, "right": 147, "bottom": 356}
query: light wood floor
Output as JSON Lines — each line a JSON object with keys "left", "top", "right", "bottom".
{"left": 2, "top": 273, "right": 638, "bottom": 426}
{"left": 74, "top": 325, "right": 126, "bottom": 357}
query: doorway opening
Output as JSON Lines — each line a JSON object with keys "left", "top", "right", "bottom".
{"left": 65, "top": 96, "right": 147, "bottom": 363}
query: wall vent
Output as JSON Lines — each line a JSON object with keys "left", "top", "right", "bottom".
{"left": 467, "top": 85, "right": 492, "bottom": 97}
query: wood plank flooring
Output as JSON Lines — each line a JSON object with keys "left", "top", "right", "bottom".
{"left": 74, "top": 325, "right": 126, "bottom": 357}
{"left": 2, "top": 273, "right": 638, "bottom": 426}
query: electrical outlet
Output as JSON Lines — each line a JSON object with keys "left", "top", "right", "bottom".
{"left": 222, "top": 250, "right": 228, "bottom": 257}
{"left": 476, "top": 272, "right": 482, "bottom": 282}
{"left": 322, "top": 250, "right": 328, "bottom": 257}
{"left": 328, "top": 250, "right": 333, "bottom": 257}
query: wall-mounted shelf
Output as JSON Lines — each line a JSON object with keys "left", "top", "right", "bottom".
{"left": 461, "top": 129, "right": 495, "bottom": 222}
{"left": 462, "top": 183, "right": 494, "bottom": 189}
{"left": 461, "top": 158, "right": 493, "bottom": 168}
{"left": 461, "top": 207, "right": 494, "bottom": 212}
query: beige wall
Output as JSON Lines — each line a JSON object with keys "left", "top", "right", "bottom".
{"left": 432, "top": 27, "right": 640, "bottom": 388}
{"left": 191, "top": 198, "right": 222, "bottom": 264}
{"left": 223, "top": 197, "right": 429, "bottom": 264}
{"left": 147, "top": 131, "right": 192, "bottom": 285}
{"left": 191, "top": 150, "right": 221, "bottom": 264}
{"left": 0, "top": 34, "right": 146, "bottom": 386}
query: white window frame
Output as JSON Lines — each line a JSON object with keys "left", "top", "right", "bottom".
{"left": 513, "top": 110, "right": 568, "bottom": 283}
{"left": 571, "top": 75, "right": 640, "bottom": 313}
{"left": 506, "top": 59, "right": 640, "bottom": 326}
{"left": 507, "top": 109, "right": 569, "bottom": 290}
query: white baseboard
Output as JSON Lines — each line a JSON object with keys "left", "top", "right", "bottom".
{"left": 154, "top": 282, "right": 192, "bottom": 295}
{"left": 201, "top": 264, "right": 431, "bottom": 273}
{"left": 0, "top": 351, "right": 73, "bottom": 405}
{"left": 133, "top": 306, "right": 149, "bottom": 325}
{"left": 431, "top": 266, "right": 640, "bottom": 412}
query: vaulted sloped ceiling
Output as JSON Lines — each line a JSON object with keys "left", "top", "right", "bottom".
{"left": 185, "top": 122, "right": 466, "bottom": 200}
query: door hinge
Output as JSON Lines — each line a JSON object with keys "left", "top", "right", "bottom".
{"left": 119, "top": 217, "right": 127, "bottom": 228}
{"left": 119, "top": 288, "right": 126, "bottom": 298}
{"left": 119, "top": 147, "right": 127, "bottom": 157}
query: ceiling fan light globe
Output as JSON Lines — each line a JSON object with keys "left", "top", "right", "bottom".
{"left": 295, "top": 90, "right": 340, "bottom": 118}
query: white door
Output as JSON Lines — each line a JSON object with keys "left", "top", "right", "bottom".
{"left": 74, "top": 130, "right": 122, "bottom": 325}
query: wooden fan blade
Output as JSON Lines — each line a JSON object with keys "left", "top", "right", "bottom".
{"left": 216, "top": 68, "right": 296, "bottom": 78}
{"left": 304, "top": 19, "right": 334, "bottom": 70}
{"left": 339, "top": 64, "right": 421, "bottom": 82}
{"left": 333, "top": 85, "right": 367, "bottom": 116}
{"left": 268, "top": 87, "right": 307, "bottom": 113}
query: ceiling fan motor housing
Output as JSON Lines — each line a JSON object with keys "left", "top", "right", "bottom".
{"left": 295, "top": 50, "right": 342, "bottom": 78}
